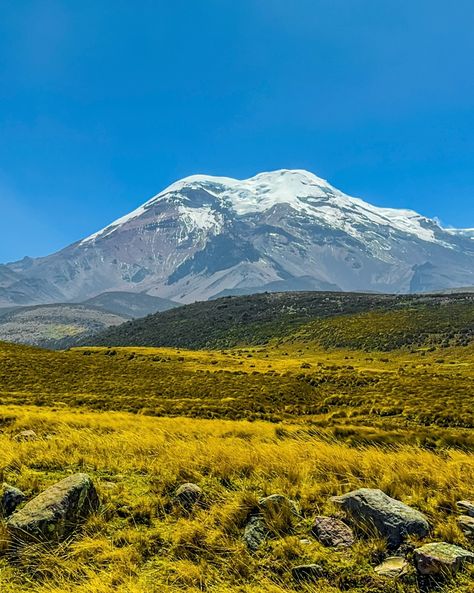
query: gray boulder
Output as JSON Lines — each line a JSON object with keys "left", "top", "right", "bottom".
{"left": 414, "top": 542, "right": 474, "bottom": 575}
{"left": 457, "top": 515, "right": 474, "bottom": 540}
{"left": 258, "top": 493, "right": 299, "bottom": 533}
{"left": 457, "top": 500, "right": 474, "bottom": 518}
{"left": 7, "top": 473, "right": 99, "bottom": 544}
{"left": 312, "top": 516, "right": 355, "bottom": 548}
{"left": 259, "top": 494, "right": 298, "bottom": 515}
{"left": 173, "top": 483, "right": 202, "bottom": 512}
{"left": 0, "top": 483, "right": 26, "bottom": 517}
{"left": 331, "top": 488, "right": 429, "bottom": 548}
{"left": 243, "top": 515, "right": 268, "bottom": 551}
{"left": 12, "top": 430, "right": 37, "bottom": 442}
{"left": 292, "top": 564, "right": 324, "bottom": 583}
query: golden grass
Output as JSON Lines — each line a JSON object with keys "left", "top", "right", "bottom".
{"left": 0, "top": 406, "right": 473, "bottom": 592}
{"left": 1, "top": 340, "right": 473, "bottom": 448}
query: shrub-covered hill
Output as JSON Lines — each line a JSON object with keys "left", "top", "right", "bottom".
{"left": 86, "top": 291, "right": 474, "bottom": 350}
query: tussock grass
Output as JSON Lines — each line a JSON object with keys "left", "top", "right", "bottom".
{"left": 0, "top": 406, "right": 473, "bottom": 592}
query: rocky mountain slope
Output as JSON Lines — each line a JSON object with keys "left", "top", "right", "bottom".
{"left": 81, "top": 291, "right": 178, "bottom": 318}
{"left": 0, "top": 304, "right": 127, "bottom": 349}
{"left": 2, "top": 170, "right": 474, "bottom": 306}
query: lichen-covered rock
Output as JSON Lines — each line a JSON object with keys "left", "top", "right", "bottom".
{"left": 312, "top": 516, "right": 355, "bottom": 548}
{"left": 414, "top": 542, "right": 474, "bottom": 575}
{"left": 331, "top": 488, "right": 429, "bottom": 548}
{"left": 243, "top": 515, "right": 268, "bottom": 551}
{"left": 258, "top": 493, "right": 299, "bottom": 533}
{"left": 259, "top": 493, "right": 298, "bottom": 515}
{"left": 292, "top": 564, "right": 324, "bottom": 582}
{"left": 7, "top": 473, "right": 99, "bottom": 545}
{"left": 374, "top": 556, "right": 409, "bottom": 578}
{"left": 457, "top": 500, "right": 474, "bottom": 518}
{"left": 457, "top": 515, "right": 474, "bottom": 540}
{"left": 12, "top": 430, "right": 37, "bottom": 442}
{"left": 173, "top": 483, "right": 202, "bottom": 512}
{"left": 0, "top": 483, "right": 26, "bottom": 517}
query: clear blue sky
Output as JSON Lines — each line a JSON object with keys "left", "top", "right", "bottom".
{"left": 1, "top": 0, "right": 473, "bottom": 262}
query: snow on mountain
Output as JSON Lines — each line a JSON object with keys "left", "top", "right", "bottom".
{"left": 81, "top": 170, "right": 442, "bottom": 246}
{"left": 2, "top": 169, "right": 474, "bottom": 306}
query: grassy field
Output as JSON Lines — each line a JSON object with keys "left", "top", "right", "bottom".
{"left": 0, "top": 406, "right": 473, "bottom": 593}
{"left": 1, "top": 340, "right": 473, "bottom": 448}
{"left": 0, "top": 303, "right": 473, "bottom": 592}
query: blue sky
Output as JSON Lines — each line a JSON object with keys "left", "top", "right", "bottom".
{"left": 1, "top": 0, "right": 473, "bottom": 262}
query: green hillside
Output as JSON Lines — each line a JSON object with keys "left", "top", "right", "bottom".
{"left": 87, "top": 291, "right": 474, "bottom": 350}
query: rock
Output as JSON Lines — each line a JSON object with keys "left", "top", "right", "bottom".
{"left": 7, "top": 473, "right": 99, "bottom": 545}
{"left": 12, "top": 430, "right": 37, "bottom": 442}
{"left": 457, "top": 515, "right": 474, "bottom": 540}
{"left": 292, "top": 564, "right": 324, "bottom": 583}
{"left": 243, "top": 515, "right": 268, "bottom": 551}
{"left": 312, "top": 516, "right": 355, "bottom": 548}
{"left": 173, "top": 483, "right": 202, "bottom": 512}
{"left": 258, "top": 493, "right": 299, "bottom": 533}
{"left": 0, "top": 483, "right": 26, "bottom": 517}
{"left": 331, "top": 488, "right": 429, "bottom": 548}
{"left": 414, "top": 542, "right": 474, "bottom": 575}
{"left": 259, "top": 493, "right": 299, "bottom": 515}
{"left": 457, "top": 500, "right": 474, "bottom": 518}
{"left": 374, "top": 556, "right": 409, "bottom": 578}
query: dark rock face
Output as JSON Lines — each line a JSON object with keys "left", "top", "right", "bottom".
{"left": 311, "top": 516, "right": 355, "bottom": 548}
{"left": 414, "top": 542, "right": 474, "bottom": 575}
{"left": 0, "top": 484, "right": 26, "bottom": 517}
{"left": 292, "top": 564, "right": 324, "bottom": 583}
{"left": 173, "top": 483, "right": 202, "bottom": 512}
{"left": 6, "top": 473, "right": 99, "bottom": 544}
{"left": 331, "top": 488, "right": 429, "bottom": 548}
{"left": 243, "top": 515, "right": 268, "bottom": 551}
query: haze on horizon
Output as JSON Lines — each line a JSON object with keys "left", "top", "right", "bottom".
{"left": 1, "top": 0, "right": 474, "bottom": 262}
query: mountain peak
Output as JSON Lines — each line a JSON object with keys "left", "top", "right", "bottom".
{"left": 4, "top": 168, "right": 473, "bottom": 307}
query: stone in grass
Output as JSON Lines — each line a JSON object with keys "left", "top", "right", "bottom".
{"left": 259, "top": 494, "right": 299, "bottom": 516}
{"left": 7, "top": 473, "right": 99, "bottom": 545}
{"left": 243, "top": 515, "right": 268, "bottom": 552}
{"left": 457, "top": 500, "right": 474, "bottom": 518}
{"left": 258, "top": 493, "right": 299, "bottom": 533}
{"left": 457, "top": 515, "right": 474, "bottom": 540}
{"left": 374, "top": 556, "right": 409, "bottom": 578}
{"left": 331, "top": 488, "right": 429, "bottom": 548}
{"left": 0, "top": 483, "right": 26, "bottom": 518}
{"left": 173, "top": 483, "right": 202, "bottom": 512}
{"left": 292, "top": 564, "right": 324, "bottom": 583}
{"left": 12, "top": 430, "right": 37, "bottom": 442}
{"left": 312, "top": 516, "right": 355, "bottom": 548}
{"left": 414, "top": 542, "right": 474, "bottom": 576}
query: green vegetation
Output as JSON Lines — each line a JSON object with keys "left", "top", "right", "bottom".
{"left": 0, "top": 337, "right": 473, "bottom": 449}
{"left": 88, "top": 291, "right": 474, "bottom": 350}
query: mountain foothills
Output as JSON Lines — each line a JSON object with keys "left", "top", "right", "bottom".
{"left": 88, "top": 291, "right": 474, "bottom": 351}
{"left": 2, "top": 170, "right": 474, "bottom": 307}
{"left": 0, "top": 292, "right": 178, "bottom": 348}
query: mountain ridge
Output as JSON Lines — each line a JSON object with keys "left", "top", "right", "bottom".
{"left": 2, "top": 169, "right": 474, "bottom": 306}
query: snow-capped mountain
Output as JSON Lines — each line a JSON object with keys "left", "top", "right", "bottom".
{"left": 2, "top": 169, "right": 474, "bottom": 306}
